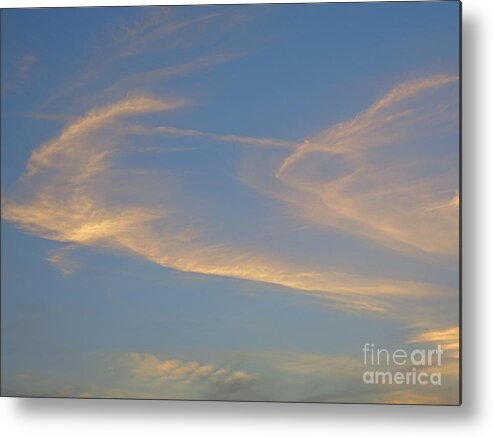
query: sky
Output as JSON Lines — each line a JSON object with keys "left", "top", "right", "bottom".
{"left": 1, "top": 2, "right": 460, "bottom": 404}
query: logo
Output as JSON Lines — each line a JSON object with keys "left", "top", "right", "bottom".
{"left": 362, "top": 343, "right": 443, "bottom": 386}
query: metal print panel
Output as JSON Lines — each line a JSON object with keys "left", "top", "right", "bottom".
{"left": 0, "top": 1, "right": 461, "bottom": 405}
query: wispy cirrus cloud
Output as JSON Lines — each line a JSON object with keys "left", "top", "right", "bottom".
{"left": 241, "top": 74, "right": 459, "bottom": 259}
{"left": 109, "top": 7, "right": 246, "bottom": 60}
{"left": 46, "top": 245, "right": 80, "bottom": 277}
{"left": 24, "top": 95, "right": 188, "bottom": 180}
{"left": 408, "top": 326, "right": 460, "bottom": 363}
{"left": 46, "top": 7, "right": 250, "bottom": 106}
{"left": 127, "top": 123, "right": 293, "bottom": 148}
{"left": 2, "top": 86, "right": 457, "bottom": 319}
{"left": 6, "top": 53, "right": 37, "bottom": 91}
{"left": 100, "top": 51, "right": 250, "bottom": 101}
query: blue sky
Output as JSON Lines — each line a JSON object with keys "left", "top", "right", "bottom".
{"left": 1, "top": 3, "right": 459, "bottom": 403}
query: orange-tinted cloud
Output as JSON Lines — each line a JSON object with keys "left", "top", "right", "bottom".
{"left": 241, "top": 74, "right": 459, "bottom": 258}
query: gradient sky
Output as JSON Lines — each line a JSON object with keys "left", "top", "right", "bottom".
{"left": 1, "top": 2, "right": 460, "bottom": 404}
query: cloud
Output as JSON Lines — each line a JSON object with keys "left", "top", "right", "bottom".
{"left": 2, "top": 352, "right": 259, "bottom": 400}
{"left": 114, "top": 352, "right": 260, "bottom": 400}
{"left": 241, "top": 350, "right": 363, "bottom": 378}
{"left": 17, "top": 53, "right": 37, "bottom": 78}
{"left": 24, "top": 95, "right": 187, "bottom": 178}
{"left": 1, "top": 375, "right": 157, "bottom": 400}
{"left": 128, "top": 123, "right": 293, "bottom": 148}
{"left": 46, "top": 245, "right": 80, "bottom": 277}
{"left": 109, "top": 351, "right": 363, "bottom": 402}
{"left": 374, "top": 389, "right": 452, "bottom": 405}
{"left": 241, "top": 74, "right": 459, "bottom": 258}
{"left": 1, "top": 8, "right": 459, "bottom": 406}
{"left": 50, "top": 385, "right": 156, "bottom": 400}
{"left": 275, "top": 353, "right": 362, "bottom": 376}
{"left": 6, "top": 53, "right": 37, "bottom": 91}
{"left": 46, "top": 7, "right": 249, "bottom": 105}
{"left": 121, "top": 353, "right": 218, "bottom": 383}
{"left": 101, "top": 52, "right": 249, "bottom": 100}
{"left": 225, "top": 349, "right": 458, "bottom": 404}
{"left": 3, "top": 347, "right": 458, "bottom": 403}
{"left": 109, "top": 8, "right": 244, "bottom": 60}
{"left": 408, "top": 326, "right": 460, "bottom": 374}
{"left": 2, "top": 91, "right": 457, "bottom": 318}
{"left": 205, "top": 369, "right": 260, "bottom": 400}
